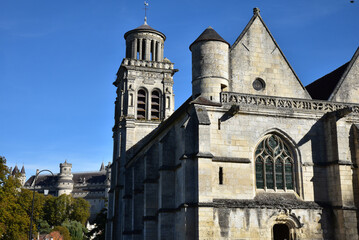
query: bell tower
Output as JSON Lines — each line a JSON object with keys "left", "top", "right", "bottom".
{"left": 106, "top": 18, "right": 177, "bottom": 239}
{"left": 114, "top": 18, "right": 177, "bottom": 150}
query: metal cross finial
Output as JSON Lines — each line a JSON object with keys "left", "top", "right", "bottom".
{"left": 144, "top": 1, "right": 149, "bottom": 24}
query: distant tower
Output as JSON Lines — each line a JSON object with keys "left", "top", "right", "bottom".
{"left": 20, "top": 165, "right": 26, "bottom": 186}
{"left": 12, "top": 165, "right": 19, "bottom": 175}
{"left": 107, "top": 17, "right": 178, "bottom": 239}
{"left": 100, "top": 162, "right": 105, "bottom": 171}
{"left": 190, "top": 26, "right": 230, "bottom": 102}
{"left": 57, "top": 160, "right": 74, "bottom": 195}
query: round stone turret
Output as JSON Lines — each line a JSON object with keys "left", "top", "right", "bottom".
{"left": 124, "top": 19, "right": 166, "bottom": 62}
{"left": 57, "top": 160, "right": 74, "bottom": 195}
{"left": 190, "top": 26, "right": 230, "bottom": 102}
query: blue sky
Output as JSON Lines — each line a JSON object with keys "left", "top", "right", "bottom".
{"left": 0, "top": 0, "right": 358, "bottom": 179}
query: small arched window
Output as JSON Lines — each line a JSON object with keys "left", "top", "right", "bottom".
{"left": 151, "top": 90, "right": 161, "bottom": 120}
{"left": 255, "top": 134, "right": 295, "bottom": 191}
{"left": 137, "top": 89, "right": 147, "bottom": 120}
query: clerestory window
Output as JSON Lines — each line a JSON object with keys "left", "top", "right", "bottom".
{"left": 255, "top": 134, "right": 295, "bottom": 191}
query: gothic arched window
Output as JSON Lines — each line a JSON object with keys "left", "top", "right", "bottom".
{"left": 137, "top": 89, "right": 147, "bottom": 120}
{"left": 255, "top": 135, "right": 295, "bottom": 191}
{"left": 151, "top": 90, "right": 161, "bottom": 120}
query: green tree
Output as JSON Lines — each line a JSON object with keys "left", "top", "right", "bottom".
{"left": 43, "top": 194, "right": 73, "bottom": 226}
{"left": 43, "top": 194, "right": 91, "bottom": 227}
{"left": 71, "top": 197, "right": 91, "bottom": 225}
{"left": 18, "top": 188, "right": 46, "bottom": 231}
{"left": 0, "top": 156, "right": 29, "bottom": 240}
{"left": 38, "top": 219, "right": 52, "bottom": 234}
{"left": 62, "top": 219, "right": 87, "bottom": 240}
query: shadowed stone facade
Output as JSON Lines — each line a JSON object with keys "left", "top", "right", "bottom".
{"left": 107, "top": 8, "right": 359, "bottom": 240}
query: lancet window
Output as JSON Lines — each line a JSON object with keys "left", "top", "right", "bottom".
{"left": 255, "top": 134, "right": 295, "bottom": 191}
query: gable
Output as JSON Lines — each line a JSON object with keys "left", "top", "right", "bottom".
{"left": 330, "top": 48, "right": 359, "bottom": 103}
{"left": 230, "top": 14, "right": 311, "bottom": 99}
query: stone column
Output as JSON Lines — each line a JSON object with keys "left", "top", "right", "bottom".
{"left": 151, "top": 40, "right": 155, "bottom": 61}
{"left": 144, "top": 39, "right": 151, "bottom": 61}
{"left": 132, "top": 39, "right": 137, "bottom": 59}
{"left": 161, "top": 43, "right": 164, "bottom": 61}
{"left": 138, "top": 39, "right": 143, "bottom": 60}
{"left": 156, "top": 42, "right": 161, "bottom": 62}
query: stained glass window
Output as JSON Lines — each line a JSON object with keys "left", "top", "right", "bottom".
{"left": 256, "top": 158, "right": 264, "bottom": 189}
{"left": 255, "top": 134, "right": 295, "bottom": 191}
{"left": 276, "top": 159, "right": 284, "bottom": 190}
{"left": 285, "top": 159, "right": 294, "bottom": 190}
{"left": 266, "top": 159, "right": 274, "bottom": 189}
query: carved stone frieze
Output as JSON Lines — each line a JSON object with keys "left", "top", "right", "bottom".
{"left": 221, "top": 92, "right": 359, "bottom": 114}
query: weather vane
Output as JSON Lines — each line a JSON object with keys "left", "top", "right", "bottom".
{"left": 144, "top": 1, "right": 149, "bottom": 24}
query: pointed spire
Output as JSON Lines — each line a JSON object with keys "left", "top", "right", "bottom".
{"left": 21, "top": 165, "right": 25, "bottom": 174}
{"left": 100, "top": 162, "right": 105, "bottom": 171}
{"left": 12, "top": 165, "right": 19, "bottom": 175}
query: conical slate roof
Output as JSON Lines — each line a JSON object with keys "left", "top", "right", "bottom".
{"left": 190, "top": 26, "right": 229, "bottom": 50}
{"left": 12, "top": 165, "right": 19, "bottom": 175}
{"left": 21, "top": 165, "right": 25, "bottom": 174}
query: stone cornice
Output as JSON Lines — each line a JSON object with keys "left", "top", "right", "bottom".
{"left": 221, "top": 92, "right": 359, "bottom": 114}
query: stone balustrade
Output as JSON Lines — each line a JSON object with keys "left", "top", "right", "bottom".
{"left": 220, "top": 92, "right": 359, "bottom": 114}
{"left": 122, "top": 58, "right": 174, "bottom": 70}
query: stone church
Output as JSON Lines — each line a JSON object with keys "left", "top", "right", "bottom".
{"left": 106, "top": 8, "right": 359, "bottom": 240}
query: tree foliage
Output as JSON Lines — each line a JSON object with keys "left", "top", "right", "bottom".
{"left": 0, "top": 156, "right": 29, "bottom": 240}
{"left": 71, "top": 197, "right": 91, "bottom": 225}
{"left": 62, "top": 219, "right": 87, "bottom": 240}
{"left": 0, "top": 156, "right": 92, "bottom": 240}
{"left": 38, "top": 219, "right": 52, "bottom": 234}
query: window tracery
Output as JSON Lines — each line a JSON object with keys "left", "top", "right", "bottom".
{"left": 255, "top": 134, "right": 295, "bottom": 191}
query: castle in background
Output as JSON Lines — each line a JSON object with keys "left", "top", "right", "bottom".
{"left": 106, "top": 7, "right": 359, "bottom": 240}
{"left": 13, "top": 161, "right": 111, "bottom": 221}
